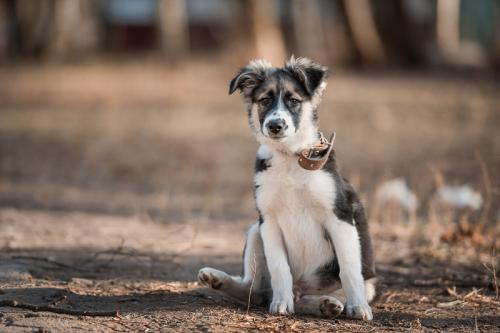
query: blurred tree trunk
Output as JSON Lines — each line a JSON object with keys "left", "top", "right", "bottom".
{"left": 3, "top": 0, "right": 54, "bottom": 59}
{"left": 48, "top": 0, "right": 100, "bottom": 60}
{"left": 0, "top": 1, "right": 9, "bottom": 61}
{"left": 371, "top": 0, "right": 437, "bottom": 67}
{"left": 158, "top": 0, "right": 190, "bottom": 59}
{"left": 436, "top": 0, "right": 461, "bottom": 62}
{"left": 249, "top": 0, "right": 286, "bottom": 65}
{"left": 343, "top": 0, "right": 386, "bottom": 66}
{"left": 495, "top": 1, "right": 500, "bottom": 71}
{"left": 320, "top": 0, "right": 356, "bottom": 66}
{"left": 290, "top": 0, "right": 326, "bottom": 63}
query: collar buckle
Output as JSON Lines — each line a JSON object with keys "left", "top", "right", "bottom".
{"left": 297, "top": 132, "right": 336, "bottom": 171}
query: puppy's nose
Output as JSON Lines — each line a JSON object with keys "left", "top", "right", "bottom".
{"left": 267, "top": 119, "right": 286, "bottom": 135}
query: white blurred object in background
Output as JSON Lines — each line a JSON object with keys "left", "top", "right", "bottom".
{"left": 375, "top": 178, "right": 418, "bottom": 211}
{"left": 434, "top": 185, "right": 483, "bottom": 210}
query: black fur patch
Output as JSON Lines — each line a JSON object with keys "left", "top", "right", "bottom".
{"left": 254, "top": 156, "right": 270, "bottom": 227}
{"left": 353, "top": 200, "right": 376, "bottom": 280}
{"left": 316, "top": 226, "right": 341, "bottom": 286}
{"left": 333, "top": 175, "right": 356, "bottom": 223}
{"left": 322, "top": 150, "right": 376, "bottom": 280}
{"left": 241, "top": 237, "right": 247, "bottom": 277}
{"left": 322, "top": 225, "right": 333, "bottom": 244}
{"left": 284, "top": 58, "right": 328, "bottom": 96}
{"left": 229, "top": 67, "right": 267, "bottom": 97}
{"left": 316, "top": 257, "right": 341, "bottom": 287}
{"left": 255, "top": 157, "right": 271, "bottom": 173}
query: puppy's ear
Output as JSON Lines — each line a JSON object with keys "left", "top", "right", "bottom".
{"left": 285, "top": 56, "right": 328, "bottom": 96}
{"left": 228, "top": 70, "right": 262, "bottom": 95}
{"left": 228, "top": 59, "right": 272, "bottom": 96}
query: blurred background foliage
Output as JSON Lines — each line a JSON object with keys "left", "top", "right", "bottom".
{"left": 1, "top": 0, "right": 499, "bottom": 69}
{"left": 0, "top": 0, "right": 499, "bottom": 233}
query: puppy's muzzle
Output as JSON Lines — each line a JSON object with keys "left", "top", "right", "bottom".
{"left": 266, "top": 119, "right": 288, "bottom": 137}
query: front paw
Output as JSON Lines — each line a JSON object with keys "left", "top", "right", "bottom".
{"left": 345, "top": 301, "right": 373, "bottom": 320}
{"left": 269, "top": 293, "right": 294, "bottom": 315}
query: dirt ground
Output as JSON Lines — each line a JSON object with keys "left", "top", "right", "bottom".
{"left": 0, "top": 208, "right": 499, "bottom": 332}
{"left": 0, "top": 60, "right": 499, "bottom": 332}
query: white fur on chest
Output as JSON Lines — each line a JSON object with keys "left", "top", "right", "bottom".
{"left": 255, "top": 145, "right": 337, "bottom": 281}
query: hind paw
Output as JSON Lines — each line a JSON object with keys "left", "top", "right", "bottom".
{"left": 319, "top": 296, "right": 344, "bottom": 318}
{"left": 198, "top": 267, "right": 229, "bottom": 290}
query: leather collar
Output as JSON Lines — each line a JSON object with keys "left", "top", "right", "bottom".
{"left": 297, "top": 132, "right": 336, "bottom": 171}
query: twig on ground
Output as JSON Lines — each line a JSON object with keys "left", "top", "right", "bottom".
{"left": 100, "top": 320, "right": 134, "bottom": 333}
{"left": 475, "top": 151, "right": 492, "bottom": 225}
{"left": 0, "top": 300, "right": 118, "bottom": 317}
{"left": 446, "top": 286, "right": 458, "bottom": 297}
{"left": 159, "top": 223, "right": 200, "bottom": 274}
{"left": 80, "top": 239, "right": 164, "bottom": 273}
{"left": 166, "top": 223, "right": 200, "bottom": 260}
{"left": 412, "top": 278, "right": 443, "bottom": 286}
{"left": 45, "top": 291, "right": 68, "bottom": 307}
{"left": 463, "top": 288, "right": 482, "bottom": 300}
{"left": 412, "top": 278, "right": 489, "bottom": 288}
{"left": 79, "top": 238, "right": 126, "bottom": 269}
{"left": 482, "top": 248, "right": 499, "bottom": 299}
{"left": 436, "top": 299, "right": 462, "bottom": 308}
{"left": 11, "top": 255, "right": 88, "bottom": 272}
{"left": 246, "top": 250, "right": 257, "bottom": 315}
{"left": 180, "top": 224, "right": 199, "bottom": 255}
{"left": 74, "top": 224, "right": 199, "bottom": 277}
{"left": 383, "top": 291, "right": 398, "bottom": 303}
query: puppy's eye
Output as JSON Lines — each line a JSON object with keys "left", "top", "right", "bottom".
{"left": 288, "top": 98, "right": 301, "bottom": 107}
{"left": 258, "top": 98, "right": 271, "bottom": 107}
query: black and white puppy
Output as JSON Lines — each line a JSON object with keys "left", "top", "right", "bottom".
{"left": 198, "top": 57, "right": 376, "bottom": 320}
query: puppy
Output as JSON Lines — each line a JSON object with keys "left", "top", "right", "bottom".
{"left": 198, "top": 57, "right": 376, "bottom": 320}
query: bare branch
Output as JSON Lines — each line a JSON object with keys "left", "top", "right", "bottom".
{"left": 0, "top": 300, "right": 118, "bottom": 317}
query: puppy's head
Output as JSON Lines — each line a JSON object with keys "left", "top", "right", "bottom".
{"left": 229, "top": 57, "right": 328, "bottom": 151}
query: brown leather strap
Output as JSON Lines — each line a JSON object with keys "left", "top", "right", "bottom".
{"left": 297, "top": 132, "right": 336, "bottom": 171}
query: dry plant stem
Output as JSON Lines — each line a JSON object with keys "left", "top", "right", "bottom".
{"left": 178, "top": 223, "right": 199, "bottom": 255}
{"left": 412, "top": 279, "right": 490, "bottom": 288}
{"left": 47, "top": 293, "right": 68, "bottom": 307}
{"left": 475, "top": 151, "right": 492, "bottom": 225}
{"left": 482, "top": 248, "right": 499, "bottom": 299}
{"left": 437, "top": 299, "right": 462, "bottom": 308}
{"left": 80, "top": 238, "right": 125, "bottom": 267}
{"left": 246, "top": 251, "right": 257, "bottom": 315}
{"left": 78, "top": 225, "right": 197, "bottom": 273}
{"left": 0, "top": 300, "right": 118, "bottom": 317}
{"left": 11, "top": 255, "right": 88, "bottom": 272}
